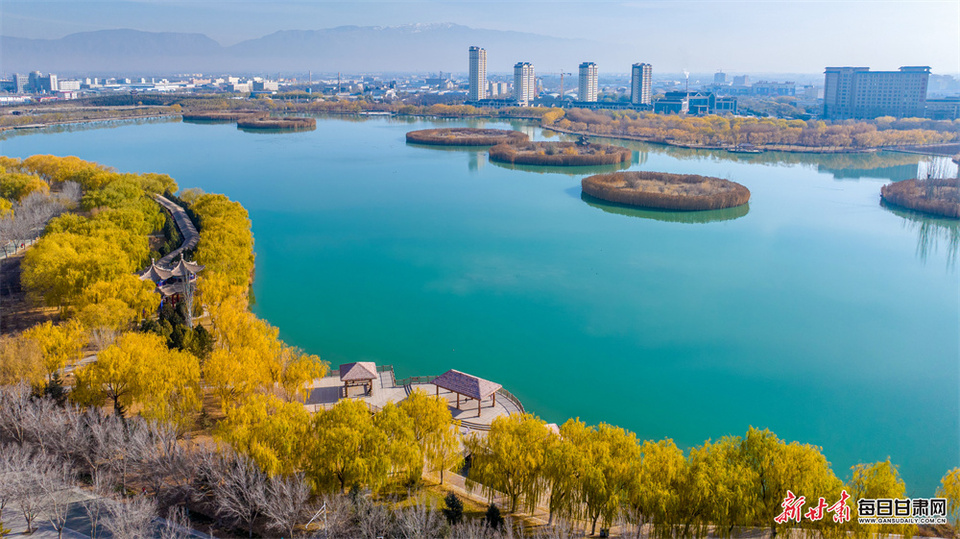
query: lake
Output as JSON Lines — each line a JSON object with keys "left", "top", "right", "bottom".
{"left": 2, "top": 115, "right": 957, "bottom": 495}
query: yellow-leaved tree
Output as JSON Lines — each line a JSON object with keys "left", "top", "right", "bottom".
{"left": 306, "top": 399, "right": 388, "bottom": 493}
{"left": 216, "top": 393, "right": 313, "bottom": 476}
{"left": 399, "top": 388, "right": 462, "bottom": 484}
{"left": 938, "top": 468, "right": 960, "bottom": 530}
{"left": 21, "top": 320, "right": 87, "bottom": 381}
{"left": 847, "top": 459, "right": 916, "bottom": 539}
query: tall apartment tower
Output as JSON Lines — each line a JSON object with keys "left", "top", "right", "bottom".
{"left": 468, "top": 46, "right": 487, "bottom": 101}
{"left": 631, "top": 63, "right": 653, "bottom": 105}
{"left": 514, "top": 62, "right": 536, "bottom": 106}
{"left": 823, "top": 66, "right": 930, "bottom": 119}
{"left": 578, "top": 62, "right": 599, "bottom": 102}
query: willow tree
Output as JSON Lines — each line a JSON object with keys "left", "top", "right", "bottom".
{"left": 399, "top": 388, "right": 461, "bottom": 483}
{"left": 466, "top": 413, "right": 551, "bottom": 513}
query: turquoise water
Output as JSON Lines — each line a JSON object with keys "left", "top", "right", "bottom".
{"left": 3, "top": 116, "right": 957, "bottom": 495}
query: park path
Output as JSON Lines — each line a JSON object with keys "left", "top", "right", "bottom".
{"left": 154, "top": 194, "right": 199, "bottom": 265}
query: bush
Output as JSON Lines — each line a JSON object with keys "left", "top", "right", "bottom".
{"left": 582, "top": 171, "right": 751, "bottom": 211}
{"left": 484, "top": 503, "right": 504, "bottom": 531}
{"left": 406, "top": 128, "right": 529, "bottom": 146}
{"left": 488, "top": 141, "right": 631, "bottom": 166}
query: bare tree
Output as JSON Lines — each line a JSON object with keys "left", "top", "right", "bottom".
{"left": 263, "top": 472, "right": 313, "bottom": 538}
{"left": 39, "top": 459, "right": 77, "bottom": 539}
{"left": 159, "top": 505, "right": 194, "bottom": 539}
{"left": 0, "top": 383, "right": 32, "bottom": 444}
{"left": 212, "top": 452, "right": 267, "bottom": 538}
{"left": 103, "top": 495, "right": 158, "bottom": 539}
{"left": 13, "top": 447, "right": 54, "bottom": 534}
{"left": 354, "top": 494, "right": 392, "bottom": 539}
{"left": 0, "top": 442, "right": 34, "bottom": 526}
{"left": 394, "top": 495, "right": 446, "bottom": 539}
{"left": 80, "top": 468, "right": 115, "bottom": 539}
{"left": 57, "top": 181, "right": 82, "bottom": 208}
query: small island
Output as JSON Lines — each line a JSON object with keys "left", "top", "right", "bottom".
{"left": 181, "top": 111, "right": 265, "bottom": 122}
{"left": 880, "top": 177, "right": 960, "bottom": 218}
{"left": 488, "top": 141, "right": 631, "bottom": 166}
{"left": 405, "top": 127, "right": 529, "bottom": 146}
{"left": 581, "top": 171, "right": 751, "bottom": 211}
{"left": 236, "top": 116, "right": 317, "bottom": 131}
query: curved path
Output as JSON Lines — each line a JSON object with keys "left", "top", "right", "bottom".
{"left": 154, "top": 194, "right": 199, "bottom": 265}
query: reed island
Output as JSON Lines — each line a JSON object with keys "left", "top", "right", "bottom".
{"left": 488, "top": 141, "right": 631, "bottom": 166}
{"left": 582, "top": 171, "right": 751, "bottom": 211}
{"left": 181, "top": 111, "right": 265, "bottom": 122}
{"left": 236, "top": 116, "right": 317, "bottom": 131}
{"left": 405, "top": 127, "right": 529, "bottom": 146}
{"left": 880, "top": 177, "right": 960, "bottom": 219}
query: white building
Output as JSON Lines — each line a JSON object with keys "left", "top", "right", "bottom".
{"left": 631, "top": 63, "right": 653, "bottom": 105}
{"left": 469, "top": 46, "right": 487, "bottom": 101}
{"left": 514, "top": 62, "right": 535, "bottom": 106}
{"left": 578, "top": 62, "right": 598, "bottom": 102}
{"left": 488, "top": 81, "right": 510, "bottom": 97}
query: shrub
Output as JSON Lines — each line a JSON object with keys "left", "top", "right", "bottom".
{"left": 582, "top": 171, "right": 751, "bottom": 211}
{"left": 442, "top": 492, "right": 464, "bottom": 525}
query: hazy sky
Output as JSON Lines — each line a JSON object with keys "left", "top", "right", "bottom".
{"left": 3, "top": 0, "right": 959, "bottom": 74}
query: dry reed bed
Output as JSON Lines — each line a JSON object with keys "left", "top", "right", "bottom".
{"left": 582, "top": 171, "right": 751, "bottom": 211}
{"left": 488, "top": 141, "right": 631, "bottom": 166}
{"left": 236, "top": 117, "right": 317, "bottom": 131}
{"left": 181, "top": 111, "right": 265, "bottom": 121}
{"left": 405, "top": 127, "right": 529, "bottom": 146}
{"left": 880, "top": 178, "right": 960, "bottom": 218}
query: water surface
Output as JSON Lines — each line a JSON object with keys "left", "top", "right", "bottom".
{"left": 3, "top": 116, "right": 957, "bottom": 495}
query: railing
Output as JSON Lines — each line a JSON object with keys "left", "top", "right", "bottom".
{"left": 396, "top": 375, "right": 436, "bottom": 387}
{"left": 495, "top": 388, "right": 525, "bottom": 415}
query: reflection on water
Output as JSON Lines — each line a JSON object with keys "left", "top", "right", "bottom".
{"left": 0, "top": 116, "right": 179, "bottom": 141}
{"left": 881, "top": 201, "right": 960, "bottom": 268}
{"left": 491, "top": 158, "right": 632, "bottom": 176}
{"left": 581, "top": 192, "right": 750, "bottom": 224}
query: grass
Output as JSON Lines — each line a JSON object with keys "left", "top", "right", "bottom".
{"left": 488, "top": 141, "right": 631, "bottom": 166}
{"left": 236, "top": 117, "right": 317, "bottom": 131}
{"left": 582, "top": 171, "right": 751, "bottom": 211}
{"left": 180, "top": 111, "right": 265, "bottom": 122}
{"left": 406, "top": 128, "right": 529, "bottom": 146}
{"left": 880, "top": 177, "right": 960, "bottom": 219}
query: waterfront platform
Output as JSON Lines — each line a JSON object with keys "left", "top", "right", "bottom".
{"left": 302, "top": 365, "right": 524, "bottom": 432}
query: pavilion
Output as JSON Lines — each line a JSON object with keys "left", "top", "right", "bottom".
{"left": 339, "top": 362, "right": 378, "bottom": 397}
{"left": 139, "top": 254, "right": 204, "bottom": 325}
{"left": 432, "top": 369, "right": 502, "bottom": 417}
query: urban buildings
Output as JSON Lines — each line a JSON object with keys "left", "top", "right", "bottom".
{"left": 514, "top": 62, "right": 535, "bottom": 106}
{"left": 823, "top": 66, "right": 930, "bottom": 119}
{"left": 468, "top": 46, "right": 487, "bottom": 101}
{"left": 578, "top": 62, "right": 598, "bottom": 102}
{"left": 631, "top": 63, "right": 653, "bottom": 106}
{"left": 488, "top": 81, "right": 510, "bottom": 98}
{"left": 714, "top": 71, "right": 727, "bottom": 85}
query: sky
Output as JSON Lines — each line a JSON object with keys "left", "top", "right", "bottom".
{"left": 2, "top": 0, "right": 959, "bottom": 75}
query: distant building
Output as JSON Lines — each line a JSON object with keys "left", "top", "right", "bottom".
{"left": 752, "top": 81, "right": 796, "bottom": 96}
{"left": 925, "top": 97, "right": 960, "bottom": 120}
{"left": 823, "top": 66, "right": 930, "bottom": 119}
{"left": 57, "top": 80, "right": 81, "bottom": 91}
{"left": 488, "top": 81, "right": 510, "bottom": 98}
{"left": 654, "top": 91, "right": 734, "bottom": 115}
{"left": 252, "top": 80, "right": 279, "bottom": 92}
{"left": 578, "top": 62, "right": 599, "bottom": 102}
{"left": 631, "top": 63, "right": 653, "bottom": 105}
{"left": 714, "top": 71, "right": 727, "bottom": 85}
{"left": 514, "top": 62, "right": 535, "bottom": 106}
{"left": 469, "top": 46, "right": 487, "bottom": 101}
{"left": 12, "top": 73, "right": 29, "bottom": 93}
{"left": 733, "top": 75, "right": 749, "bottom": 87}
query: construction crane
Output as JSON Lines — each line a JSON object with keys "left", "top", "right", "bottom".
{"left": 558, "top": 71, "right": 572, "bottom": 104}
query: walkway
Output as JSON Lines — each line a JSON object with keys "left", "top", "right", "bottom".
{"left": 154, "top": 195, "right": 199, "bottom": 265}
{"left": 302, "top": 366, "right": 524, "bottom": 431}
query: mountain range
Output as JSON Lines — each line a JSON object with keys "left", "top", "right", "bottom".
{"left": 1, "top": 23, "right": 623, "bottom": 75}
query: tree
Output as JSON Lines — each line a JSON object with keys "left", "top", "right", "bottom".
{"left": 263, "top": 473, "right": 312, "bottom": 538}
{"left": 542, "top": 421, "right": 586, "bottom": 525}
{"left": 937, "top": 468, "right": 960, "bottom": 531}
{"left": 216, "top": 393, "right": 313, "bottom": 475}
{"left": 484, "top": 503, "right": 504, "bottom": 531}
{"left": 399, "top": 388, "right": 462, "bottom": 483}
{"left": 307, "top": 399, "right": 387, "bottom": 493}
{"left": 465, "top": 413, "right": 550, "bottom": 513}
{"left": 443, "top": 493, "right": 464, "bottom": 526}
{"left": 633, "top": 438, "right": 687, "bottom": 539}
{"left": 21, "top": 320, "right": 87, "bottom": 380}
{"left": 212, "top": 453, "right": 268, "bottom": 539}
{"left": 103, "top": 496, "right": 157, "bottom": 539}
{"left": 847, "top": 459, "right": 915, "bottom": 538}
{"left": 0, "top": 334, "right": 45, "bottom": 388}
{"left": 372, "top": 402, "right": 421, "bottom": 486}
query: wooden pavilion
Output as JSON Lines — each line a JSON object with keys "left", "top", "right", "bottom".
{"left": 139, "top": 254, "right": 204, "bottom": 326}
{"left": 432, "top": 369, "right": 502, "bottom": 417}
{"left": 339, "top": 362, "right": 378, "bottom": 397}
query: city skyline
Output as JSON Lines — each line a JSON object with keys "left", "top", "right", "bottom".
{"left": 1, "top": 1, "right": 958, "bottom": 74}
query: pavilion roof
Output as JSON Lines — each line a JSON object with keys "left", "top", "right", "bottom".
{"left": 432, "top": 369, "right": 502, "bottom": 401}
{"left": 139, "top": 256, "right": 204, "bottom": 284}
{"left": 339, "top": 362, "right": 378, "bottom": 382}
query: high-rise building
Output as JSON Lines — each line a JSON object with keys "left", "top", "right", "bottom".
{"left": 12, "top": 73, "right": 29, "bottom": 93}
{"left": 630, "top": 63, "right": 652, "bottom": 106}
{"left": 578, "top": 62, "right": 598, "bottom": 102}
{"left": 733, "top": 75, "right": 749, "bottom": 87}
{"left": 468, "top": 46, "right": 487, "bottom": 101}
{"left": 714, "top": 71, "right": 727, "bottom": 85}
{"left": 514, "top": 62, "right": 535, "bottom": 106}
{"left": 823, "top": 66, "right": 930, "bottom": 119}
